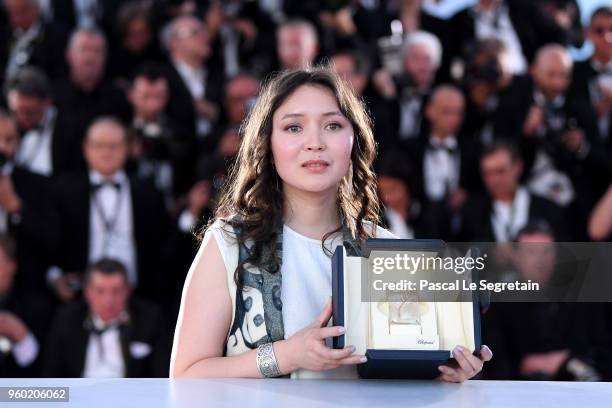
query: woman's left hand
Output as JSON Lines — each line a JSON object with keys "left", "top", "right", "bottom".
{"left": 436, "top": 345, "right": 493, "bottom": 383}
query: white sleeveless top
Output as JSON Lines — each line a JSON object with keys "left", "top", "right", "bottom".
{"left": 202, "top": 219, "right": 396, "bottom": 379}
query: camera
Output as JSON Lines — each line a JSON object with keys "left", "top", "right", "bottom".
{"left": 464, "top": 57, "right": 501, "bottom": 87}
{"left": 132, "top": 123, "right": 170, "bottom": 161}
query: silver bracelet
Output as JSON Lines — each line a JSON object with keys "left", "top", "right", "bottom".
{"left": 256, "top": 342, "right": 282, "bottom": 378}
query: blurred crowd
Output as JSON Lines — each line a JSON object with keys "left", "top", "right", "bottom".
{"left": 0, "top": 0, "right": 611, "bottom": 381}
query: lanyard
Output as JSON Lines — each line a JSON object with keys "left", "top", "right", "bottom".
{"left": 91, "top": 184, "right": 124, "bottom": 253}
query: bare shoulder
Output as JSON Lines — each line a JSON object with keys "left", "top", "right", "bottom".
{"left": 203, "top": 217, "right": 239, "bottom": 245}
{"left": 171, "top": 218, "right": 234, "bottom": 376}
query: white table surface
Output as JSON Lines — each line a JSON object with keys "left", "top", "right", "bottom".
{"left": 0, "top": 378, "right": 611, "bottom": 408}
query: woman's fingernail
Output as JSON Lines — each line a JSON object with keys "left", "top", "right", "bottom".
{"left": 360, "top": 356, "right": 368, "bottom": 363}
{"left": 454, "top": 346, "right": 464, "bottom": 354}
{"left": 346, "top": 345, "right": 356, "bottom": 353}
{"left": 337, "top": 326, "right": 346, "bottom": 334}
{"left": 438, "top": 366, "right": 447, "bottom": 373}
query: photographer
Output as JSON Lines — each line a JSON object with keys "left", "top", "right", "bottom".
{"left": 7, "top": 67, "right": 83, "bottom": 177}
{"left": 203, "top": 0, "right": 276, "bottom": 78}
{"left": 44, "top": 118, "right": 172, "bottom": 305}
{"left": 162, "top": 16, "right": 224, "bottom": 155}
{"left": 0, "top": 234, "right": 52, "bottom": 378}
{"left": 482, "top": 221, "right": 610, "bottom": 381}
{"left": 568, "top": 6, "right": 612, "bottom": 202}
{"left": 442, "top": 0, "right": 568, "bottom": 81}
{"left": 494, "top": 45, "right": 606, "bottom": 238}
{"left": 126, "top": 64, "right": 195, "bottom": 212}
{"left": 460, "top": 39, "right": 514, "bottom": 146}
{"left": 43, "top": 258, "right": 169, "bottom": 378}
{"left": 181, "top": 72, "right": 260, "bottom": 237}
{"left": 0, "top": 111, "right": 55, "bottom": 293}
{"left": 371, "top": 30, "right": 441, "bottom": 154}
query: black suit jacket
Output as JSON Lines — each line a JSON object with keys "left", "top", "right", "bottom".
{"left": 49, "top": 109, "right": 87, "bottom": 176}
{"left": 494, "top": 75, "right": 609, "bottom": 229}
{"left": 438, "top": 0, "right": 566, "bottom": 81}
{"left": 401, "top": 134, "right": 483, "bottom": 201}
{"left": 483, "top": 302, "right": 612, "bottom": 380}
{"left": 369, "top": 87, "right": 431, "bottom": 156}
{"left": 51, "top": 0, "right": 123, "bottom": 41}
{"left": 9, "top": 166, "right": 56, "bottom": 292}
{"left": 42, "top": 297, "right": 169, "bottom": 378}
{"left": 163, "top": 63, "right": 225, "bottom": 154}
{"left": 0, "top": 286, "right": 53, "bottom": 377}
{"left": 0, "top": 21, "right": 68, "bottom": 85}
{"left": 396, "top": 135, "right": 482, "bottom": 240}
{"left": 52, "top": 79, "right": 131, "bottom": 141}
{"left": 569, "top": 59, "right": 599, "bottom": 102}
{"left": 568, "top": 59, "right": 612, "bottom": 191}
{"left": 125, "top": 116, "right": 197, "bottom": 196}
{"left": 458, "top": 190, "right": 568, "bottom": 242}
{"left": 45, "top": 172, "right": 173, "bottom": 302}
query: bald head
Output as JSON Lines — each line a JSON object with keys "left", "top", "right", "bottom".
{"left": 84, "top": 118, "right": 128, "bottom": 177}
{"left": 86, "top": 118, "right": 126, "bottom": 141}
{"left": 534, "top": 45, "right": 572, "bottom": 71}
{"left": 426, "top": 85, "right": 465, "bottom": 138}
{"left": 431, "top": 85, "right": 464, "bottom": 106}
{"left": 532, "top": 45, "right": 572, "bottom": 97}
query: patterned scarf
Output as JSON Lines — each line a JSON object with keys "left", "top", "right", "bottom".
{"left": 224, "top": 218, "right": 362, "bottom": 355}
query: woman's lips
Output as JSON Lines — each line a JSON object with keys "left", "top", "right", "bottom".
{"left": 302, "top": 160, "right": 329, "bottom": 172}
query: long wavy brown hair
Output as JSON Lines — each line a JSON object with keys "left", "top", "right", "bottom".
{"left": 204, "top": 66, "right": 381, "bottom": 287}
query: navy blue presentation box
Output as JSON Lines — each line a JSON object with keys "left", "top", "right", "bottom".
{"left": 332, "top": 239, "right": 482, "bottom": 379}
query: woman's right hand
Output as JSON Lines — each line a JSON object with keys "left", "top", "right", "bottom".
{"left": 279, "top": 299, "right": 366, "bottom": 373}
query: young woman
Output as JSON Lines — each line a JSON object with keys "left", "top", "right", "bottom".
{"left": 170, "top": 67, "right": 492, "bottom": 381}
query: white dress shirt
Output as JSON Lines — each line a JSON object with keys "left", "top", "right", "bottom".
{"left": 82, "top": 313, "right": 126, "bottom": 378}
{"left": 174, "top": 62, "right": 211, "bottom": 138}
{"left": 88, "top": 170, "right": 138, "bottom": 286}
{"left": 423, "top": 135, "right": 460, "bottom": 201}
{"left": 473, "top": 3, "right": 527, "bottom": 75}
{"left": 74, "top": 0, "right": 100, "bottom": 28}
{"left": 15, "top": 106, "right": 56, "bottom": 177}
{"left": 399, "top": 95, "right": 423, "bottom": 140}
{"left": 491, "top": 186, "right": 530, "bottom": 242}
{"left": 175, "top": 62, "right": 206, "bottom": 100}
{"left": 10, "top": 332, "right": 39, "bottom": 368}
{"left": 385, "top": 207, "right": 415, "bottom": 239}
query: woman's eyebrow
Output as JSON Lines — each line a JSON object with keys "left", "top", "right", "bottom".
{"left": 281, "top": 111, "right": 343, "bottom": 119}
